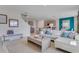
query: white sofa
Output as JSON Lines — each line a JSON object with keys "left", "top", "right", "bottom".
{"left": 55, "top": 36, "right": 79, "bottom": 53}
{"left": 27, "top": 35, "right": 51, "bottom": 52}
{"left": 28, "top": 36, "right": 42, "bottom": 46}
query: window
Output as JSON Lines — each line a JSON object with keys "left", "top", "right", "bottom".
{"left": 9, "top": 19, "right": 19, "bottom": 27}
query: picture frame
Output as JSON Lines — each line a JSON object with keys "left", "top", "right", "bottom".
{"left": 0, "top": 14, "right": 7, "bottom": 24}
{"left": 62, "top": 20, "right": 70, "bottom": 29}
{"left": 59, "top": 17, "right": 74, "bottom": 31}
{"left": 9, "top": 19, "right": 19, "bottom": 27}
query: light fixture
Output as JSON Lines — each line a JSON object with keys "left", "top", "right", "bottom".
{"left": 49, "top": 23, "right": 54, "bottom": 27}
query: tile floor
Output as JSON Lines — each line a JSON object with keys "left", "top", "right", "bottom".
{"left": 0, "top": 39, "right": 65, "bottom": 53}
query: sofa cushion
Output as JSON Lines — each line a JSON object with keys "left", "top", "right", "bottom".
{"left": 68, "top": 32, "right": 75, "bottom": 39}
{"left": 75, "top": 34, "right": 79, "bottom": 41}
{"left": 61, "top": 31, "right": 75, "bottom": 39}
{"left": 61, "top": 31, "right": 69, "bottom": 38}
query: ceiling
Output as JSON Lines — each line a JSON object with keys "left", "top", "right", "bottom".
{"left": 0, "top": 5, "right": 79, "bottom": 19}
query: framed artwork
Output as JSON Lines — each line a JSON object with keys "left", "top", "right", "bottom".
{"left": 9, "top": 19, "right": 19, "bottom": 27}
{"left": 62, "top": 20, "right": 70, "bottom": 29}
{"left": 0, "top": 14, "right": 7, "bottom": 24}
{"left": 59, "top": 17, "right": 74, "bottom": 31}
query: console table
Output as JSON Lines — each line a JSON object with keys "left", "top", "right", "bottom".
{"left": 3, "top": 34, "right": 23, "bottom": 41}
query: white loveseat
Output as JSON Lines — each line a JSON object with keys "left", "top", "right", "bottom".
{"left": 55, "top": 34, "right": 79, "bottom": 53}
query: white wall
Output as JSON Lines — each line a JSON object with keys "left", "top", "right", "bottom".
{"left": 0, "top": 7, "right": 30, "bottom": 38}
